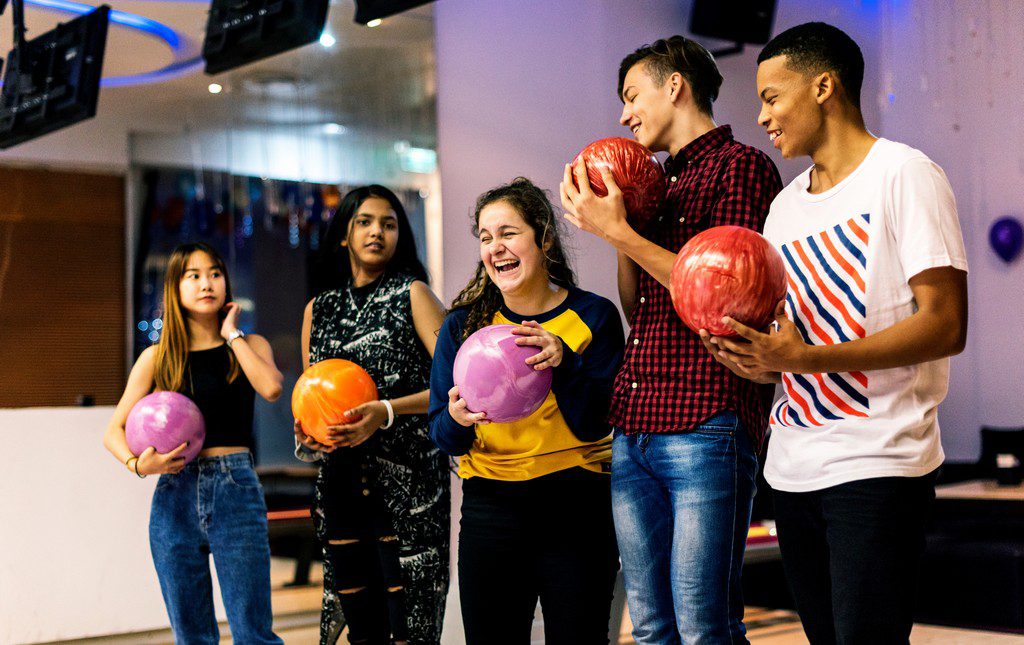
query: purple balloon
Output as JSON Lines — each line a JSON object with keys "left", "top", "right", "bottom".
{"left": 126, "top": 391, "right": 206, "bottom": 464}
{"left": 990, "top": 216, "right": 1024, "bottom": 263}
{"left": 453, "top": 324, "right": 554, "bottom": 423}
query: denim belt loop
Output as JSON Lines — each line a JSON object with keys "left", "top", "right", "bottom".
{"left": 637, "top": 433, "right": 650, "bottom": 452}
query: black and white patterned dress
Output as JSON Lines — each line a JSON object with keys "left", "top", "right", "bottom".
{"left": 306, "top": 272, "right": 450, "bottom": 644}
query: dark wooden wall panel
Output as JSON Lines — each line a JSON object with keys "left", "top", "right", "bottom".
{"left": 0, "top": 167, "right": 126, "bottom": 407}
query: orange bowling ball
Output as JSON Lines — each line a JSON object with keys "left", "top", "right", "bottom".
{"left": 292, "top": 359, "right": 378, "bottom": 445}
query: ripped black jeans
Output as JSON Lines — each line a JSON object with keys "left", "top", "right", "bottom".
{"left": 322, "top": 446, "right": 407, "bottom": 645}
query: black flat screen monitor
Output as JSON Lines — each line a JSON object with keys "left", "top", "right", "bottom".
{"left": 0, "top": 5, "right": 110, "bottom": 149}
{"left": 202, "top": 0, "right": 330, "bottom": 75}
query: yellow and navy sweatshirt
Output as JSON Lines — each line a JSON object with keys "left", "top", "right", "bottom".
{"left": 428, "top": 287, "right": 625, "bottom": 480}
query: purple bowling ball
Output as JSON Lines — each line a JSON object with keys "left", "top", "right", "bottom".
{"left": 453, "top": 324, "right": 554, "bottom": 423}
{"left": 126, "top": 391, "right": 206, "bottom": 464}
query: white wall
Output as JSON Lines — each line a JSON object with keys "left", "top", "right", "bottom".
{"left": 0, "top": 407, "right": 229, "bottom": 643}
{"left": 434, "top": 0, "right": 692, "bottom": 307}
{"left": 870, "top": 0, "right": 1024, "bottom": 461}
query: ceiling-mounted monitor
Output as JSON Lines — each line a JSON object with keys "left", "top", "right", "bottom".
{"left": 202, "top": 0, "right": 330, "bottom": 75}
{"left": 0, "top": 4, "right": 110, "bottom": 149}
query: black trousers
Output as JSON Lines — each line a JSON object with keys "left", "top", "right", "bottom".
{"left": 322, "top": 446, "right": 407, "bottom": 644}
{"left": 771, "top": 470, "right": 937, "bottom": 645}
{"left": 458, "top": 467, "right": 620, "bottom": 645}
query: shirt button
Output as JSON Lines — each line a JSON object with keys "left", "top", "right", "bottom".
{"left": 679, "top": 217, "right": 686, "bottom": 223}
{"left": 633, "top": 338, "right": 639, "bottom": 345}
{"left": 360, "top": 476, "right": 368, "bottom": 483}
{"left": 670, "top": 176, "right": 678, "bottom": 183}
{"left": 362, "top": 489, "right": 371, "bottom": 497}
{"left": 639, "top": 297, "right": 646, "bottom": 304}
{"left": 631, "top": 382, "right": 638, "bottom": 389}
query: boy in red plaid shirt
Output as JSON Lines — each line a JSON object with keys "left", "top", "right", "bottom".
{"left": 561, "top": 36, "right": 781, "bottom": 644}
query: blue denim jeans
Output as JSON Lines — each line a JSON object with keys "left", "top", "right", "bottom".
{"left": 611, "top": 411, "right": 757, "bottom": 645}
{"left": 149, "top": 452, "right": 282, "bottom": 644}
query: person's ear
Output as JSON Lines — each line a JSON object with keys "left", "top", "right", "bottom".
{"left": 815, "top": 72, "right": 835, "bottom": 105}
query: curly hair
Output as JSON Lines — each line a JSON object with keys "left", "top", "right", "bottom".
{"left": 451, "top": 178, "right": 576, "bottom": 340}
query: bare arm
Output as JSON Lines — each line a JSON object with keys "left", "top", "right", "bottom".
{"left": 610, "top": 227, "right": 677, "bottom": 290}
{"left": 228, "top": 334, "right": 283, "bottom": 401}
{"left": 103, "top": 347, "right": 158, "bottom": 466}
{"left": 294, "top": 299, "right": 334, "bottom": 453}
{"left": 301, "top": 299, "right": 313, "bottom": 370}
{"left": 219, "top": 302, "right": 283, "bottom": 401}
{"left": 294, "top": 298, "right": 333, "bottom": 454}
{"left": 388, "top": 280, "right": 447, "bottom": 415}
{"left": 714, "top": 267, "right": 968, "bottom": 375}
{"left": 347, "top": 280, "right": 445, "bottom": 424}
{"left": 103, "top": 347, "right": 188, "bottom": 475}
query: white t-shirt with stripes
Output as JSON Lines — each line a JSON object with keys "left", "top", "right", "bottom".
{"left": 762, "top": 138, "right": 968, "bottom": 493}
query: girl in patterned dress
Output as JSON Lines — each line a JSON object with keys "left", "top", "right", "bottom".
{"left": 294, "top": 186, "right": 450, "bottom": 645}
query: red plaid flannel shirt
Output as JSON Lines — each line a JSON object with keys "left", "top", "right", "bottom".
{"left": 608, "top": 125, "right": 783, "bottom": 448}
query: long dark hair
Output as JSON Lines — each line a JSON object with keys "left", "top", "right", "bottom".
{"left": 315, "top": 185, "right": 428, "bottom": 293}
{"left": 451, "top": 177, "right": 576, "bottom": 340}
{"left": 155, "top": 242, "right": 239, "bottom": 391}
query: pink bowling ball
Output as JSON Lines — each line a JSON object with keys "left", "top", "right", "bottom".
{"left": 126, "top": 391, "right": 206, "bottom": 464}
{"left": 453, "top": 324, "right": 553, "bottom": 423}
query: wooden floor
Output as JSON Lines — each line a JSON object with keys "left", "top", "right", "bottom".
{"left": 61, "top": 558, "right": 1024, "bottom": 644}
{"left": 738, "top": 608, "right": 1024, "bottom": 644}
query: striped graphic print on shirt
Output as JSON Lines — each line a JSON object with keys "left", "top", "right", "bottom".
{"left": 772, "top": 213, "right": 871, "bottom": 429}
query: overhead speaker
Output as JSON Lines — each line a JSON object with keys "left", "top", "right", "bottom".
{"left": 690, "top": 0, "right": 777, "bottom": 45}
{"left": 353, "top": 0, "right": 433, "bottom": 25}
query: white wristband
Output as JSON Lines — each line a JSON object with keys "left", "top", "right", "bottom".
{"left": 380, "top": 399, "right": 395, "bottom": 430}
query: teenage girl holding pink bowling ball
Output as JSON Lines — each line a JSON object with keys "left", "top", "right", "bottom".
{"left": 428, "top": 177, "right": 625, "bottom": 644}
{"left": 103, "top": 242, "right": 285, "bottom": 644}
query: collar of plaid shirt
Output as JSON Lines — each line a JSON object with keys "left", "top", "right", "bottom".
{"left": 607, "top": 124, "right": 782, "bottom": 448}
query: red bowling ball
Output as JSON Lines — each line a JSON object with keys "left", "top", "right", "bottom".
{"left": 669, "top": 226, "right": 788, "bottom": 337}
{"left": 571, "top": 137, "right": 665, "bottom": 230}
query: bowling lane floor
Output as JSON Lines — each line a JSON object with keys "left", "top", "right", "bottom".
{"left": 56, "top": 557, "right": 1024, "bottom": 644}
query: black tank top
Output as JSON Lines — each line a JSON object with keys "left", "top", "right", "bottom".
{"left": 180, "top": 344, "right": 256, "bottom": 450}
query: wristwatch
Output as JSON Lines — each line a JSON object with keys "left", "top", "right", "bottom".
{"left": 226, "top": 329, "right": 246, "bottom": 346}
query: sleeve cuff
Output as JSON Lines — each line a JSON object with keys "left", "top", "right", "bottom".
{"left": 552, "top": 340, "right": 583, "bottom": 388}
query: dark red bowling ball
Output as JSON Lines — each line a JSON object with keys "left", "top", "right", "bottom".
{"left": 571, "top": 137, "right": 665, "bottom": 230}
{"left": 669, "top": 226, "right": 787, "bottom": 337}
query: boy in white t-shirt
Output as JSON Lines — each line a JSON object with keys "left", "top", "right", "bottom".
{"left": 700, "top": 22, "right": 968, "bottom": 644}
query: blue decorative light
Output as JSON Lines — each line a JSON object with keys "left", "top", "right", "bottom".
{"left": 137, "top": 320, "right": 150, "bottom": 331}
{"left": 23, "top": 0, "right": 203, "bottom": 86}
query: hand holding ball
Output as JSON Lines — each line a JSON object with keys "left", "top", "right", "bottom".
{"left": 670, "top": 226, "right": 787, "bottom": 337}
